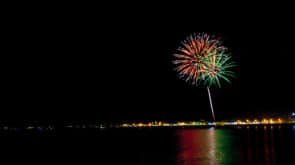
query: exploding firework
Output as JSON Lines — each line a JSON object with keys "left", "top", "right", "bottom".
{"left": 173, "top": 33, "right": 235, "bottom": 121}
{"left": 200, "top": 50, "right": 236, "bottom": 87}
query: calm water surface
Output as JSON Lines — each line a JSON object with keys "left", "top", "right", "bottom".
{"left": 0, "top": 125, "right": 294, "bottom": 164}
{"left": 175, "top": 126, "right": 295, "bottom": 165}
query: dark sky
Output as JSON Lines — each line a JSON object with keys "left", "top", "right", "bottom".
{"left": 3, "top": 4, "right": 295, "bottom": 122}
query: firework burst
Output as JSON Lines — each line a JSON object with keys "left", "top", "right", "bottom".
{"left": 173, "top": 33, "right": 229, "bottom": 86}
{"left": 173, "top": 33, "right": 235, "bottom": 121}
{"left": 200, "top": 51, "right": 236, "bottom": 87}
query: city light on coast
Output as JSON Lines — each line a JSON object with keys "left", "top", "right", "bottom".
{"left": 115, "top": 117, "right": 295, "bottom": 128}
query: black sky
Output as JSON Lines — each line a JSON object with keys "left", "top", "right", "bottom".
{"left": 3, "top": 4, "right": 295, "bottom": 122}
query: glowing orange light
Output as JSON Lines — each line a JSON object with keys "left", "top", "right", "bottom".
{"left": 262, "top": 119, "right": 268, "bottom": 124}
{"left": 269, "top": 119, "right": 274, "bottom": 124}
{"left": 278, "top": 118, "right": 282, "bottom": 123}
{"left": 178, "top": 122, "right": 186, "bottom": 126}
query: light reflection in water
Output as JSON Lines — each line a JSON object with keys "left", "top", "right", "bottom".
{"left": 176, "top": 127, "right": 238, "bottom": 165}
{"left": 175, "top": 126, "right": 293, "bottom": 165}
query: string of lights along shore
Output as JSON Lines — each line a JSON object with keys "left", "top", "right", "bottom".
{"left": 173, "top": 33, "right": 236, "bottom": 121}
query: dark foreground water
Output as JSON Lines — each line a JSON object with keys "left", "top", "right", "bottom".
{"left": 0, "top": 125, "right": 295, "bottom": 164}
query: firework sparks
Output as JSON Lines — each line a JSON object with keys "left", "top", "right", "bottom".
{"left": 173, "top": 33, "right": 235, "bottom": 121}
{"left": 173, "top": 33, "right": 234, "bottom": 86}
{"left": 201, "top": 51, "right": 236, "bottom": 87}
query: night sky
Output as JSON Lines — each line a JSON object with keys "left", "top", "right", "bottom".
{"left": 3, "top": 4, "right": 295, "bottom": 123}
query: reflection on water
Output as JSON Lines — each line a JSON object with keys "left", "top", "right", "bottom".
{"left": 0, "top": 125, "right": 294, "bottom": 164}
{"left": 176, "top": 126, "right": 295, "bottom": 165}
{"left": 176, "top": 127, "right": 239, "bottom": 165}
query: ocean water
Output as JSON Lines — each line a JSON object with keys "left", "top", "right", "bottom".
{"left": 0, "top": 125, "right": 294, "bottom": 164}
